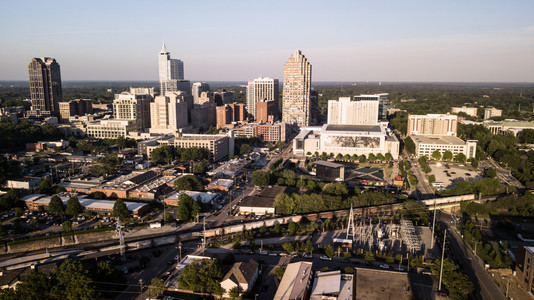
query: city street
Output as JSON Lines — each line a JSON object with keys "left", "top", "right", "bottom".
{"left": 438, "top": 213, "right": 506, "bottom": 300}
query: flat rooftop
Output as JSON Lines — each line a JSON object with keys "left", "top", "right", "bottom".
{"left": 164, "top": 191, "right": 218, "bottom": 204}
{"left": 315, "top": 160, "right": 344, "bottom": 168}
{"left": 354, "top": 268, "right": 434, "bottom": 300}
{"left": 238, "top": 196, "right": 274, "bottom": 208}
{"left": 324, "top": 124, "right": 382, "bottom": 133}
{"left": 411, "top": 135, "right": 467, "bottom": 146}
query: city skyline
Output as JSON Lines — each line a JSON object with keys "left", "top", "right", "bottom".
{"left": 1, "top": 0, "right": 533, "bottom": 82}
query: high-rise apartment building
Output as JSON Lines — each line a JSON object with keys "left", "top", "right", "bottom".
{"left": 216, "top": 103, "right": 247, "bottom": 129}
{"left": 149, "top": 92, "right": 190, "bottom": 134}
{"left": 158, "top": 43, "right": 184, "bottom": 96}
{"left": 192, "top": 82, "right": 210, "bottom": 104}
{"left": 327, "top": 97, "right": 379, "bottom": 126}
{"left": 451, "top": 106, "right": 478, "bottom": 117}
{"left": 255, "top": 99, "right": 277, "bottom": 123}
{"left": 407, "top": 114, "right": 458, "bottom": 136}
{"left": 246, "top": 77, "right": 279, "bottom": 119}
{"left": 191, "top": 92, "right": 216, "bottom": 131}
{"left": 28, "top": 57, "right": 62, "bottom": 116}
{"left": 353, "top": 93, "right": 389, "bottom": 120}
{"left": 282, "top": 50, "right": 312, "bottom": 127}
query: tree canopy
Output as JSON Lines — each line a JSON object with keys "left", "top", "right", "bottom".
{"left": 174, "top": 175, "right": 203, "bottom": 191}
{"left": 48, "top": 195, "right": 64, "bottom": 215}
{"left": 112, "top": 198, "right": 129, "bottom": 220}
{"left": 251, "top": 170, "right": 270, "bottom": 188}
{"left": 177, "top": 259, "right": 223, "bottom": 294}
{"left": 66, "top": 196, "right": 83, "bottom": 216}
{"left": 176, "top": 193, "right": 201, "bottom": 222}
{"left": 150, "top": 146, "right": 172, "bottom": 165}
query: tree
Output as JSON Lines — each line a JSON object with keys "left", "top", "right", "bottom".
{"left": 229, "top": 286, "right": 240, "bottom": 300}
{"left": 274, "top": 266, "right": 286, "bottom": 280}
{"left": 251, "top": 170, "right": 270, "bottom": 188}
{"left": 368, "top": 153, "right": 376, "bottom": 161}
{"left": 364, "top": 251, "right": 375, "bottom": 261}
{"left": 288, "top": 221, "right": 298, "bottom": 235}
{"left": 150, "top": 146, "right": 172, "bottom": 165}
{"left": 240, "top": 144, "right": 252, "bottom": 155}
{"left": 177, "top": 259, "right": 223, "bottom": 294}
{"left": 112, "top": 198, "right": 129, "bottom": 220}
{"left": 430, "top": 258, "right": 474, "bottom": 299}
{"left": 324, "top": 244, "right": 335, "bottom": 257}
{"left": 49, "top": 195, "right": 64, "bottom": 215}
{"left": 376, "top": 153, "right": 385, "bottom": 161}
{"left": 276, "top": 141, "right": 284, "bottom": 150}
{"left": 304, "top": 240, "right": 314, "bottom": 254}
{"left": 427, "top": 175, "right": 436, "bottom": 184}
{"left": 0, "top": 190, "right": 19, "bottom": 212}
{"left": 442, "top": 151, "right": 453, "bottom": 161}
{"left": 150, "top": 277, "right": 165, "bottom": 296}
{"left": 51, "top": 259, "right": 98, "bottom": 299}
{"left": 176, "top": 193, "right": 201, "bottom": 222}
{"left": 323, "top": 182, "right": 348, "bottom": 196}
{"left": 61, "top": 221, "right": 72, "bottom": 233}
{"left": 385, "top": 153, "right": 393, "bottom": 161}
{"left": 175, "top": 175, "right": 202, "bottom": 191}
{"left": 66, "top": 196, "right": 83, "bottom": 217}
{"left": 39, "top": 177, "right": 54, "bottom": 194}
{"left": 404, "top": 136, "right": 416, "bottom": 154}
{"left": 484, "top": 168, "right": 497, "bottom": 179}
{"left": 454, "top": 153, "right": 466, "bottom": 163}
{"left": 431, "top": 150, "right": 442, "bottom": 161}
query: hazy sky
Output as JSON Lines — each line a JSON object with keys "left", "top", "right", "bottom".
{"left": 1, "top": 0, "right": 533, "bottom": 82}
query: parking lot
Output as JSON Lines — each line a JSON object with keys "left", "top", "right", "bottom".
{"left": 429, "top": 163, "right": 481, "bottom": 190}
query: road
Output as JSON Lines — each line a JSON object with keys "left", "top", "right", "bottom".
{"left": 483, "top": 157, "right": 524, "bottom": 189}
{"left": 438, "top": 213, "right": 506, "bottom": 300}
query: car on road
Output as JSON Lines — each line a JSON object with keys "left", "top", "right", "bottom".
{"left": 259, "top": 250, "right": 268, "bottom": 255}
{"left": 319, "top": 255, "right": 332, "bottom": 261}
{"left": 268, "top": 253, "right": 278, "bottom": 257}
{"left": 380, "top": 264, "right": 390, "bottom": 269}
{"left": 436, "top": 290, "right": 449, "bottom": 297}
{"left": 302, "top": 254, "right": 313, "bottom": 258}
{"left": 465, "top": 173, "right": 471, "bottom": 176}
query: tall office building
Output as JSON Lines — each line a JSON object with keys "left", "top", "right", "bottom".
{"left": 149, "top": 92, "right": 190, "bottom": 134}
{"left": 192, "top": 82, "right": 210, "bottom": 104}
{"left": 214, "top": 90, "right": 233, "bottom": 106}
{"left": 353, "top": 93, "right": 389, "bottom": 120}
{"left": 407, "top": 114, "right": 458, "bottom": 136}
{"left": 158, "top": 43, "right": 184, "bottom": 96}
{"left": 282, "top": 50, "right": 312, "bottom": 127}
{"left": 246, "top": 77, "right": 279, "bottom": 119}
{"left": 28, "top": 57, "right": 62, "bottom": 116}
{"left": 59, "top": 99, "right": 93, "bottom": 122}
{"left": 113, "top": 88, "right": 153, "bottom": 132}
{"left": 327, "top": 97, "right": 379, "bottom": 126}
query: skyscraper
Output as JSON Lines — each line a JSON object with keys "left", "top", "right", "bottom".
{"left": 246, "top": 77, "right": 279, "bottom": 119}
{"left": 282, "top": 50, "right": 311, "bottom": 127}
{"left": 158, "top": 43, "right": 184, "bottom": 96}
{"left": 150, "top": 92, "right": 190, "bottom": 134}
{"left": 28, "top": 57, "right": 62, "bottom": 116}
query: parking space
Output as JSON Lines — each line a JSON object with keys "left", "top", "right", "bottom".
{"left": 429, "top": 163, "right": 482, "bottom": 190}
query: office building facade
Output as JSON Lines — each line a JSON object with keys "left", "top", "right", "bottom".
{"left": 282, "top": 50, "right": 312, "bottom": 127}
{"left": 28, "top": 57, "right": 62, "bottom": 116}
{"left": 216, "top": 103, "right": 247, "bottom": 129}
{"left": 150, "top": 92, "right": 190, "bottom": 134}
{"left": 484, "top": 107, "right": 502, "bottom": 120}
{"left": 192, "top": 82, "right": 210, "bottom": 104}
{"left": 113, "top": 90, "right": 153, "bottom": 132}
{"left": 246, "top": 77, "right": 278, "bottom": 119}
{"left": 59, "top": 99, "right": 93, "bottom": 122}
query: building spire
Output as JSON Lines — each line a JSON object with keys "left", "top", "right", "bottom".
{"left": 160, "top": 43, "right": 168, "bottom": 54}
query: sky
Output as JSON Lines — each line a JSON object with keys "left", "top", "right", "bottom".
{"left": 1, "top": 0, "right": 533, "bottom": 82}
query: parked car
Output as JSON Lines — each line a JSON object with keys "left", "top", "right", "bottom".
{"left": 259, "top": 250, "right": 268, "bottom": 255}
{"left": 320, "top": 256, "right": 332, "bottom": 261}
{"left": 380, "top": 264, "right": 390, "bottom": 269}
{"left": 303, "top": 254, "right": 313, "bottom": 259}
{"left": 436, "top": 290, "right": 449, "bottom": 297}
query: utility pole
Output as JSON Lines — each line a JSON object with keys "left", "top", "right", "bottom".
{"left": 438, "top": 230, "right": 447, "bottom": 291}
{"left": 117, "top": 217, "right": 126, "bottom": 261}
{"left": 202, "top": 215, "right": 206, "bottom": 255}
{"left": 178, "top": 241, "right": 182, "bottom": 262}
{"left": 260, "top": 240, "right": 263, "bottom": 252}
{"left": 431, "top": 200, "right": 436, "bottom": 248}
